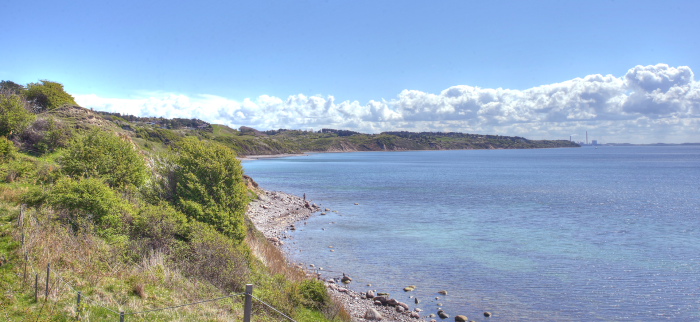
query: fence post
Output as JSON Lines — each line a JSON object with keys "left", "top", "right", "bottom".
{"left": 244, "top": 284, "right": 253, "bottom": 322}
{"left": 45, "top": 263, "right": 50, "bottom": 300}
{"left": 34, "top": 273, "right": 38, "bottom": 302}
{"left": 23, "top": 253, "right": 28, "bottom": 284}
{"left": 77, "top": 291, "right": 82, "bottom": 317}
{"left": 120, "top": 311, "right": 125, "bottom": 322}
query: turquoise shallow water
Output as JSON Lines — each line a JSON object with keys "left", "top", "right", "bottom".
{"left": 243, "top": 146, "right": 700, "bottom": 321}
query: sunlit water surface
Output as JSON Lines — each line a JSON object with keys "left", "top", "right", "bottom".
{"left": 243, "top": 146, "right": 700, "bottom": 321}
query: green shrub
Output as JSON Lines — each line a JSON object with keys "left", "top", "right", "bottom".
{"left": 25, "top": 80, "right": 77, "bottom": 110}
{"left": 0, "top": 136, "right": 16, "bottom": 161}
{"left": 172, "top": 137, "right": 249, "bottom": 241}
{"left": 298, "top": 279, "right": 330, "bottom": 310}
{"left": 131, "top": 202, "right": 188, "bottom": 253}
{"left": 177, "top": 221, "right": 251, "bottom": 292}
{"left": 0, "top": 93, "right": 35, "bottom": 138}
{"left": 43, "top": 177, "right": 132, "bottom": 239}
{"left": 59, "top": 129, "right": 149, "bottom": 190}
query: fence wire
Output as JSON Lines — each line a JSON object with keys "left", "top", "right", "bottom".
{"left": 14, "top": 205, "right": 302, "bottom": 321}
{"left": 251, "top": 294, "right": 298, "bottom": 322}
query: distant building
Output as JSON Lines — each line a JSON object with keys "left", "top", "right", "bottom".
{"left": 591, "top": 140, "right": 598, "bottom": 145}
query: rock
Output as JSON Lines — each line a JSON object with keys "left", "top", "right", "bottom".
{"left": 404, "top": 285, "right": 417, "bottom": 292}
{"left": 364, "top": 308, "right": 383, "bottom": 320}
{"left": 438, "top": 290, "right": 448, "bottom": 295}
{"left": 366, "top": 290, "right": 375, "bottom": 298}
{"left": 341, "top": 274, "right": 352, "bottom": 283}
{"left": 438, "top": 310, "right": 449, "bottom": 319}
{"left": 415, "top": 308, "right": 423, "bottom": 312}
{"left": 325, "top": 208, "right": 330, "bottom": 211}
{"left": 396, "top": 306, "right": 405, "bottom": 313}
{"left": 455, "top": 315, "right": 468, "bottom": 322}
{"left": 387, "top": 298, "right": 399, "bottom": 307}
{"left": 409, "top": 312, "right": 421, "bottom": 318}
{"left": 374, "top": 296, "right": 389, "bottom": 305}
{"left": 415, "top": 297, "right": 420, "bottom": 304}
{"left": 326, "top": 278, "right": 335, "bottom": 284}
{"left": 398, "top": 302, "right": 410, "bottom": 311}
{"left": 321, "top": 212, "right": 327, "bottom": 215}
{"left": 438, "top": 303, "right": 443, "bottom": 307}
{"left": 377, "top": 292, "right": 390, "bottom": 297}
{"left": 354, "top": 203, "right": 359, "bottom": 205}
{"left": 484, "top": 311, "right": 492, "bottom": 317}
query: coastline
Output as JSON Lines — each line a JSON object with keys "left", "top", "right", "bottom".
{"left": 246, "top": 188, "right": 428, "bottom": 322}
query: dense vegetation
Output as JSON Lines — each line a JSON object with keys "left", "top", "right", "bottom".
{"left": 0, "top": 80, "right": 346, "bottom": 321}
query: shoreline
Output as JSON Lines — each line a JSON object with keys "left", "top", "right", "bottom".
{"left": 246, "top": 188, "right": 428, "bottom": 322}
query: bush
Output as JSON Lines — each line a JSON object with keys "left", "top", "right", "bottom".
{"left": 172, "top": 137, "right": 249, "bottom": 241}
{"left": 298, "top": 279, "right": 331, "bottom": 310}
{"left": 59, "top": 129, "right": 148, "bottom": 190}
{"left": 131, "top": 202, "right": 188, "bottom": 253}
{"left": 46, "top": 177, "right": 131, "bottom": 235}
{"left": 0, "top": 136, "right": 16, "bottom": 161}
{"left": 19, "top": 117, "right": 72, "bottom": 154}
{"left": 0, "top": 93, "right": 35, "bottom": 138}
{"left": 177, "top": 221, "right": 251, "bottom": 292}
{"left": 25, "top": 80, "right": 77, "bottom": 110}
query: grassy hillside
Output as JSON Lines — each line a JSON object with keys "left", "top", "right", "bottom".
{"left": 97, "top": 112, "right": 579, "bottom": 156}
{"left": 0, "top": 83, "right": 348, "bottom": 321}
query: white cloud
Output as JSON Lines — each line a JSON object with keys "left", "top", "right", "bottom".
{"left": 74, "top": 64, "right": 700, "bottom": 144}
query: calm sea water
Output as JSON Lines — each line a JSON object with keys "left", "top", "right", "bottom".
{"left": 242, "top": 146, "right": 700, "bottom": 321}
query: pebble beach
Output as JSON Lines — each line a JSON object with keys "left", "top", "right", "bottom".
{"left": 246, "top": 188, "right": 430, "bottom": 322}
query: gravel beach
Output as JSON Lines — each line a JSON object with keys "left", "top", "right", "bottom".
{"left": 246, "top": 188, "right": 429, "bottom": 322}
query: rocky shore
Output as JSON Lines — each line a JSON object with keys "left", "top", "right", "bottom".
{"left": 246, "top": 189, "right": 435, "bottom": 322}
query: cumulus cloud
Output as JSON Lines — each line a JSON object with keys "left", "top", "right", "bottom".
{"left": 74, "top": 64, "right": 700, "bottom": 144}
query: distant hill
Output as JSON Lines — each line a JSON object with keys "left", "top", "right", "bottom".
{"left": 96, "top": 110, "right": 579, "bottom": 156}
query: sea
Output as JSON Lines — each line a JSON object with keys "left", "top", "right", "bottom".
{"left": 242, "top": 146, "right": 700, "bottom": 321}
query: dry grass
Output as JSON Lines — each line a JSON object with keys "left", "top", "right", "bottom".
{"left": 9, "top": 209, "right": 246, "bottom": 321}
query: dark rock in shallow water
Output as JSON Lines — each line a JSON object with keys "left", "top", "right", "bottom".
{"left": 438, "top": 310, "right": 449, "bottom": 319}
{"left": 484, "top": 311, "right": 492, "bottom": 317}
{"left": 455, "top": 315, "right": 468, "bottom": 322}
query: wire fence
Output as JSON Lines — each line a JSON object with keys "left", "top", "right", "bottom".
{"left": 13, "top": 205, "right": 299, "bottom": 321}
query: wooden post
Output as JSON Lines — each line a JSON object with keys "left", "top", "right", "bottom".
{"left": 18, "top": 204, "right": 24, "bottom": 228}
{"left": 34, "top": 273, "right": 38, "bottom": 302}
{"left": 243, "top": 284, "right": 253, "bottom": 322}
{"left": 23, "top": 254, "right": 28, "bottom": 284}
{"left": 120, "top": 311, "right": 125, "bottom": 322}
{"left": 77, "top": 291, "right": 82, "bottom": 317}
{"left": 45, "top": 263, "right": 50, "bottom": 300}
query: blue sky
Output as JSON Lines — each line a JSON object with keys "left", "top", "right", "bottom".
{"left": 2, "top": 0, "right": 699, "bottom": 143}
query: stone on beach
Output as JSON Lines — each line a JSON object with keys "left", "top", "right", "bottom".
{"left": 438, "top": 290, "right": 448, "bottom": 295}
{"left": 437, "top": 310, "right": 449, "bottom": 319}
{"left": 364, "top": 308, "right": 383, "bottom": 320}
{"left": 455, "top": 315, "right": 468, "bottom": 322}
{"left": 484, "top": 311, "right": 492, "bottom": 317}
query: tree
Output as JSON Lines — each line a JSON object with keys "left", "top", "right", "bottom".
{"left": 172, "top": 137, "right": 249, "bottom": 241}
{"left": 0, "top": 80, "right": 26, "bottom": 95}
{"left": 59, "top": 129, "right": 149, "bottom": 190}
{"left": 25, "top": 80, "right": 77, "bottom": 110}
{"left": 0, "top": 93, "right": 36, "bottom": 138}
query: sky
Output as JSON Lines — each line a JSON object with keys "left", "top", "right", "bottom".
{"left": 2, "top": 0, "right": 699, "bottom": 144}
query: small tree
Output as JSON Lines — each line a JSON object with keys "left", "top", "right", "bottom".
{"left": 0, "top": 93, "right": 36, "bottom": 138}
{"left": 172, "top": 137, "right": 249, "bottom": 241}
{"left": 25, "top": 80, "right": 77, "bottom": 110}
{"left": 0, "top": 80, "right": 26, "bottom": 95}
